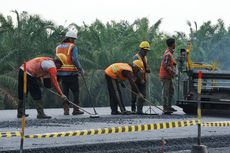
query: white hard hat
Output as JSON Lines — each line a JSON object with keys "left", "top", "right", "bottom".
{"left": 65, "top": 31, "right": 77, "bottom": 39}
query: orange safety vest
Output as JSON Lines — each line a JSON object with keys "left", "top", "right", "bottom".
{"left": 105, "top": 63, "right": 133, "bottom": 80}
{"left": 24, "top": 57, "right": 53, "bottom": 77}
{"left": 135, "top": 53, "right": 147, "bottom": 80}
{"left": 159, "top": 49, "right": 176, "bottom": 79}
{"left": 56, "top": 42, "right": 78, "bottom": 72}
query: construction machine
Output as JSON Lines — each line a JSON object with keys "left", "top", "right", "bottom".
{"left": 176, "top": 42, "right": 230, "bottom": 115}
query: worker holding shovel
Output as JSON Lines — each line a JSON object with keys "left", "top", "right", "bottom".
{"left": 56, "top": 31, "right": 84, "bottom": 116}
{"left": 104, "top": 60, "right": 144, "bottom": 115}
{"left": 17, "top": 57, "right": 67, "bottom": 119}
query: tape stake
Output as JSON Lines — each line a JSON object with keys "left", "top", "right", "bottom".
{"left": 198, "top": 71, "right": 202, "bottom": 94}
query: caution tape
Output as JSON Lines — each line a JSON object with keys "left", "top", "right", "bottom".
{"left": 202, "top": 121, "right": 230, "bottom": 127}
{"left": 24, "top": 120, "right": 198, "bottom": 139}
{"left": 2, "top": 120, "right": 230, "bottom": 140}
{"left": 0, "top": 131, "right": 21, "bottom": 138}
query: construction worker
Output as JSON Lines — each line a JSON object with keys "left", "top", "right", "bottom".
{"left": 159, "top": 38, "right": 177, "bottom": 114}
{"left": 17, "top": 57, "right": 67, "bottom": 119}
{"left": 131, "top": 41, "right": 151, "bottom": 114}
{"left": 105, "top": 60, "right": 144, "bottom": 115}
{"left": 56, "top": 31, "right": 84, "bottom": 115}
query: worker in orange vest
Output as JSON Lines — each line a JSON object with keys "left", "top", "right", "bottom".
{"left": 132, "top": 41, "right": 151, "bottom": 114}
{"left": 56, "top": 31, "right": 84, "bottom": 115}
{"left": 105, "top": 60, "right": 144, "bottom": 115}
{"left": 159, "top": 38, "right": 177, "bottom": 114}
{"left": 17, "top": 57, "right": 67, "bottom": 119}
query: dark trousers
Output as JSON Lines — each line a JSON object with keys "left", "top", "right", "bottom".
{"left": 131, "top": 83, "right": 146, "bottom": 113}
{"left": 161, "top": 79, "right": 174, "bottom": 110}
{"left": 105, "top": 74, "right": 126, "bottom": 113}
{"left": 61, "top": 75, "right": 79, "bottom": 104}
{"left": 18, "top": 69, "right": 42, "bottom": 101}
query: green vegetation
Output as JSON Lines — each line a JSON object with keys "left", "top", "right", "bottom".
{"left": 0, "top": 11, "right": 230, "bottom": 109}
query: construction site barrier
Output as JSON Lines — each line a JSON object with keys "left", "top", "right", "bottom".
{"left": 1, "top": 120, "right": 230, "bottom": 139}
{"left": 0, "top": 131, "right": 21, "bottom": 138}
{"left": 202, "top": 121, "right": 230, "bottom": 127}
{"left": 25, "top": 120, "right": 198, "bottom": 139}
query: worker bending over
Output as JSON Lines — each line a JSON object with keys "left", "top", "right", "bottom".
{"left": 17, "top": 57, "right": 67, "bottom": 119}
{"left": 105, "top": 60, "right": 144, "bottom": 115}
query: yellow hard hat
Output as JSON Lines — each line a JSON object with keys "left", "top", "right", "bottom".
{"left": 139, "top": 41, "right": 150, "bottom": 51}
{"left": 56, "top": 53, "right": 67, "bottom": 64}
{"left": 133, "top": 60, "right": 144, "bottom": 70}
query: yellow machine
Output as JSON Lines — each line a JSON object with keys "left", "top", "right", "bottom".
{"left": 186, "top": 41, "right": 218, "bottom": 71}
{"left": 176, "top": 42, "right": 230, "bottom": 115}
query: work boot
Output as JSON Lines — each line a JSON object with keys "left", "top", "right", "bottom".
{"left": 168, "top": 107, "right": 177, "bottom": 112}
{"left": 72, "top": 103, "right": 84, "bottom": 115}
{"left": 17, "top": 100, "right": 29, "bottom": 118}
{"left": 111, "top": 111, "right": 122, "bottom": 115}
{"left": 163, "top": 109, "right": 173, "bottom": 115}
{"left": 121, "top": 110, "right": 131, "bottom": 115}
{"left": 35, "top": 100, "right": 52, "bottom": 119}
{"left": 63, "top": 101, "right": 70, "bottom": 115}
{"left": 17, "top": 114, "right": 29, "bottom": 118}
{"left": 137, "top": 100, "right": 144, "bottom": 115}
{"left": 130, "top": 111, "right": 136, "bottom": 114}
{"left": 131, "top": 100, "right": 136, "bottom": 112}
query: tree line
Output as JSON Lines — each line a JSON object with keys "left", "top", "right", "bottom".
{"left": 0, "top": 11, "right": 230, "bottom": 109}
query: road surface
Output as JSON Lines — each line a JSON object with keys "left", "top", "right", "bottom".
{"left": 0, "top": 106, "right": 230, "bottom": 152}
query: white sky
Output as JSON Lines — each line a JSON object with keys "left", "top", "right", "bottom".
{"left": 1, "top": 0, "right": 230, "bottom": 34}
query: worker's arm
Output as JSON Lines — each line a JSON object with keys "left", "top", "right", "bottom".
{"left": 71, "top": 46, "right": 83, "bottom": 72}
{"left": 48, "top": 68, "right": 63, "bottom": 96}
{"left": 135, "top": 70, "right": 143, "bottom": 84}
{"left": 122, "top": 70, "right": 141, "bottom": 94}
{"left": 41, "top": 60, "right": 64, "bottom": 96}
{"left": 162, "top": 54, "right": 176, "bottom": 76}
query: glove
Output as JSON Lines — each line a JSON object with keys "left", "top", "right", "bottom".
{"left": 61, "top": 95, "right": 68, "bottom": 101}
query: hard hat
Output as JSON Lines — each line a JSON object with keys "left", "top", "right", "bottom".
{"left": 56, "top": 53, "right": 67, "bottom": 64}
{"left": 133, "top": 60, "right": 144, "bottom": 70}
{"left": 65, "top": 31, "right": 77, "bottom": 39}
{"left": 139, "top": 41, "right": 150, "bottom": 51}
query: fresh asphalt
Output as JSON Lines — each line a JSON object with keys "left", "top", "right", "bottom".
{"left": 0, "top": 106, "right": 230, "bottom": 152}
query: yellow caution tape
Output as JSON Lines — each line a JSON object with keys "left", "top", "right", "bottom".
{"left": 0, "top": 131, "right": 21, "bottom": 138}
{"left": 3, "top": 120, "right": 230, "bottom": 139}
{"left": 24, "top": 120, "right": 198, "bottom": 139}
{"left": 202, "top": 121, "right": 230, "bottom": 127}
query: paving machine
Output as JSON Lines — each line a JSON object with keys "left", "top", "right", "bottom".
{"left": 176, "top": 42, "right": 230, "bottom": 115}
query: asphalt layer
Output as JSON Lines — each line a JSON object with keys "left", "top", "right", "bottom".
{"left": 1, "top": 106, "right": 230, "bottom": 152}
{"left": 2, "top": 135, "right": 230, "bottom": 153}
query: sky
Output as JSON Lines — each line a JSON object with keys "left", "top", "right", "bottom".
{"left": 1, "top": 0, "right": 230, "bottom": 34}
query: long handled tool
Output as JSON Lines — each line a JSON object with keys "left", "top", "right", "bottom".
{"left": 80, "top": 73, "right": 99, "bottom": 115}
{"left": 47, "top": 89, "right": 99, "bottom": 118}
{"left": 125, "top": 86, "right": 163, "bottom": 112}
